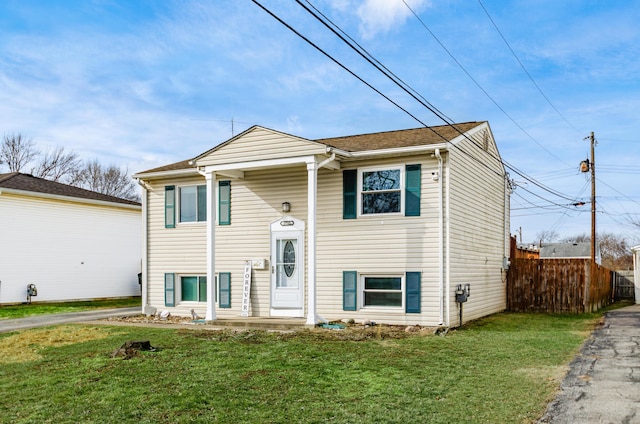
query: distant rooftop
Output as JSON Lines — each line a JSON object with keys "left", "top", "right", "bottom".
{"left": 0, "top": 172, "right": 140, "bottom": 207}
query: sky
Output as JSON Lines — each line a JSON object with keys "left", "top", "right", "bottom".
{"left": 1, "top": 0, "right": 639, "bottom": 244}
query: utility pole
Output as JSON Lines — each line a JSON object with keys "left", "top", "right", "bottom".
{"left": 590, "top": 131, "right": 596, "bottom": 269}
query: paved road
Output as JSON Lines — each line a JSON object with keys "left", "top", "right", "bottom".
{"left": 538, "top": 304, "right": 640, "bottom": 423}
{"left": 0, "top": 307, "right": 140, "bottom": 333}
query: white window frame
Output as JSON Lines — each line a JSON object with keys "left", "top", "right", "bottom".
{"left": 360, "top": 274, "right": 405, "bottom": 309}
{"left": 175, "top": 272, "right": 209, "bottom": 305}
{"left": 177, "top": 184, "right": 207, "bottom": 224}
{"left": 357, "top": 165, "right": 404, "bottom": 217}
{"left": 177, "top": 274, "right": 217, "bottom": 305}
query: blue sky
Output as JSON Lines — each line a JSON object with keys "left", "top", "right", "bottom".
{"left": 1, "top": 0, "right": 639, "bottom": 243}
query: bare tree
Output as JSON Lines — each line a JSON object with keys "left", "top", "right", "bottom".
{"left": 31, "top": 146, "right": 82, "bottom": 182}
{"left": 0, "top": 133, "right": 39, "bottom": 172}
{"left": 560, "top": 233, "right": 590, "bottom": 244}
{"left": 561, "top": 232, "right": 633, "bottom": 270}
{"left": 72, "top": 159, "right": 139, "bottom": 201}
{"left": 536, "top": 229, "right": 559, "bottom": 244}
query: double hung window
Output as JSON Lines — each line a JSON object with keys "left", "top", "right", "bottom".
{"left": 360, "top": 167, "right": 402, "bottom": 215}
{"left": 181, "top": 276, "right": 207, "bottom": 302}
{"left": 363, "top": 276, "right": 403, "bottom": 307}
{"left": 179, "top": 185, "right": 207, "bottom": 223}
{"left": 343, "top": 164, "right": 420, "bottom": 218}
{"left": 342, "top": 271, "right": 421, "bottom": 313}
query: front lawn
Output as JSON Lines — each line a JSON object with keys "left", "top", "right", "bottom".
{"left": 0, "top": 311, "right": 601, "bottom": 423}
{"left": 0, "top": 297, "right": 140, "bottom": 320}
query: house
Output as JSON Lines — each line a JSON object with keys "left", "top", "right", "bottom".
{"left": 510, "top": 236, "right": 540, "bottom": 259}
{"left": 0, "top": 173, "right": 141, "bottom": 304}
{"left": 133, "top": 122, "right": 511, "bottom": 326}
{"left": 540, "top": 242, "right": 601, "bottom": 265}
{"left": 633, "top": 245, "right": 640, "bottom": 304}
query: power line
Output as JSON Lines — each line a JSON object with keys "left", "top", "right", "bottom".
{"left": 296, "top": 0, "right": 582, "bottom": 205}
{"left": 476, "top": 0, "right": 583, "bottom": 136}
{"left": 401, "top": 0, "right": 573, "bottom": 168}
{"left": 255, "top": 0, "right": 507, "bottom": 181}
{"left": 253, "top": 0, "right": 582, "bottom": 208}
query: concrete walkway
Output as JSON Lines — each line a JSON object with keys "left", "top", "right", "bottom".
{"left": 538, "top": 304, "right": 640, "bottom": 423}
{"left": 0, "top": 307, "right": 140, "bottom": 333}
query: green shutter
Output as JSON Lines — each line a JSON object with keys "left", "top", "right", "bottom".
{"left": 165, "top": 186, "right": 175, "bottom": 228}
{"left": 219, "top": 272, "right": 231, "bottom": 308}
{"left": 405, "top": 164, "right": 421, "bottom": 216}
{"left": 343, "top": 170, "right": 357, "bottom": 219}
{"left": 197, "top": 185, "right": 207, "bottom": 222}
{"left": 343, "top": 271, "right": 357, "bottom": 311}
{"left": 218, "top": 181, "right": 231, "bottom": 225}
{"left": 164, "top": 273, "right": 175, "bottom": 307}
{"left": 405, "top": 272, "right": 421, "bottom": 313}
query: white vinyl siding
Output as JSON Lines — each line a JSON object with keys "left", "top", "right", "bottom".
{"left": 316, "top": 157, "right": 441, "bottom": 325}
{"left": 0, "top": 193, "right": 141, "bottom": 303}
{"left": 446, "top": 126, "right": 508, "bottom": 324}
{"left": 146, "top": 175, "right": 208, "bottom": 316}
{"left": 196, "top": 127, "right": 327, "bottom": 167}
{"left": 143, "top": 122, "right": 508, "bottom": 326}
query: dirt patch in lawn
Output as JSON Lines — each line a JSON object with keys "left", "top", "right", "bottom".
{"left": 0, "top": 325, "right": 110, "bottom": 363}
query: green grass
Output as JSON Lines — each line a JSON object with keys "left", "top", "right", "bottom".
{"left": 0, "top": 297, "right": 140, "bottom": 319}
{"left": 0, "top": 310, "right": 605, "bottom": 423}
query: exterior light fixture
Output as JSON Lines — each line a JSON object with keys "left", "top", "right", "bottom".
{"left": 282, "top": 202, "right": 291, "bottom": 213}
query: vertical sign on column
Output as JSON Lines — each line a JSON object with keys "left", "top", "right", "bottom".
{"left": 240, "top": 260, "right": 252, "bottom": 317}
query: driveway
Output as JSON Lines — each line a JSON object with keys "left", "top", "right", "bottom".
{"left": 538, "top": 304, "right": 640, "bottom": 423}
{"left": 0, "top": 307, "right": 140, "bottom": 333}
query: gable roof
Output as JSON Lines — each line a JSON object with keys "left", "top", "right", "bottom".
{"left": 0, "top": 172, "right": 140, "bottom": 207}
{"left": 135, "top": 121, "right": 488, "bottom": 176}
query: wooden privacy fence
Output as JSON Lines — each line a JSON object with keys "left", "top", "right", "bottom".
{"left": 507, "top": 258, "right": 613, "bottom": 313}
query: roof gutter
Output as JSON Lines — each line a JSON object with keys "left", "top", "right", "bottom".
{"left": 329, "top": 143, "right": 449, "bottom": 159}
{"left": 132, "top": 168, "right": 199, "bottom": 180}
{"left": 0, "top": 187, "right": 141, "bottom": 211}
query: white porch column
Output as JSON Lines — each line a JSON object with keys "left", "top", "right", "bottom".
{"left": 205, "top": 172, "right": 217, "bottom": 321}
{"left": 306, "top": 161, "right": 318, "bottom": 325}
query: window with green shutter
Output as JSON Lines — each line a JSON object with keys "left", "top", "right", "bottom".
{"left": 165, "top": 186, "right": 175, "bottom": 228}
{"left": 219, "top": 181, "right": 231, "bottom": 225}
{"left": 347, "top": 164, "right": 421, "bottom": 217}
{"left": 343, "top": 271, "right": 357, "bottom": 311}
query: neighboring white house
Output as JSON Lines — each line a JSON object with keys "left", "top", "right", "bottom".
{"left": 0, "top": 173, "right": 142, "bottom": 304}
{"left": 134, "top": 122, "right": 511, "bottom": 327}
{"left": 633, "top": 245, "right": 640, "bottom": 304}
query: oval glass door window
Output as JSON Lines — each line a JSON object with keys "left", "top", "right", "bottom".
{"left": 283, "top": 240, "right": 296, "bottom": 277}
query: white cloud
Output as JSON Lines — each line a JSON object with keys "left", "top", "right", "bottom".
{"left": 356, "top": 0, "right": 429, "bottom": 39}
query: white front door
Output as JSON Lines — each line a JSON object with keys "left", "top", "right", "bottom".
{"left": 270, "top": 217, "right": 305, "bottom": 317}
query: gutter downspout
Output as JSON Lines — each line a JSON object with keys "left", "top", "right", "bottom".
{"left": 135, "top": 178, "right": 150, "bottom": 315}
{"left": 435, "top": 149, "right": 444, "bottom": 325}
